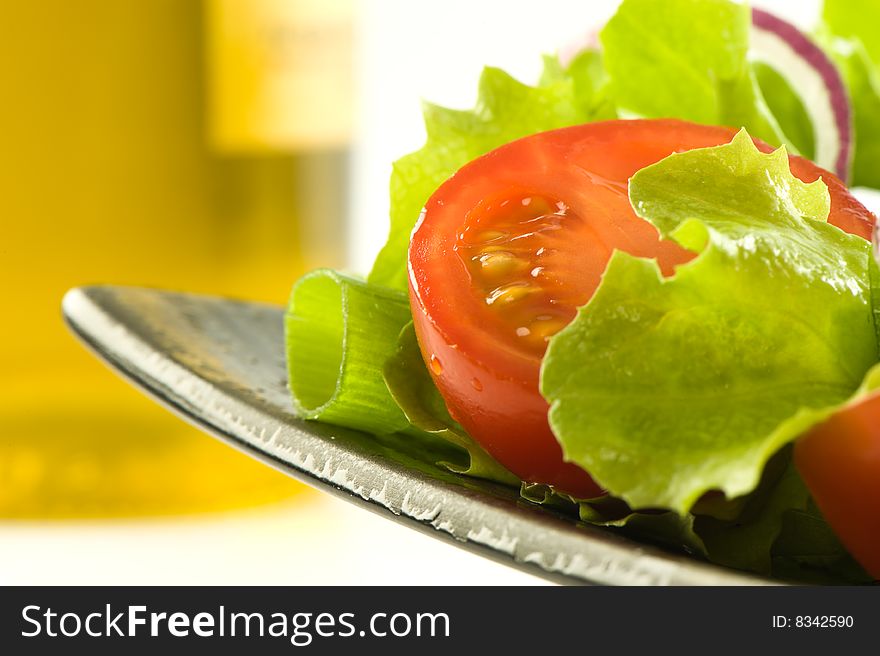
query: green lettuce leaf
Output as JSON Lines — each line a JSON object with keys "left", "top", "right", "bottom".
{"left": 367, "top": 56, "right": 613, "bottom": 291}
{"left": 521, "top": 445, "right": 863, "bottom": 580}
{"left": 519, "top": 482, "right": 710, "bottom": 557}
{"left": 694, "top": 450, "right": 808, "bottom": 576}
{"left": 772, "top": 501, "right": 873, "bottom": 584}
{"left": 539, "top": 50, "right": 617, "bottom": 122}
{"left": 541, "top": 131, "right": 877, "bottom": 514}
{"left": 600, "top": 0, "right": 787, "bottom": 146}
{"left": 368, "top": 0, "right": 815, "bottom": 292}
{"left": 823, "top": 0, "right": 880, "bottom": 68}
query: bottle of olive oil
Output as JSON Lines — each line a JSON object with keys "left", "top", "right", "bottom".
{"left": 0, "top": 0, "right": 353, "bottom": 516}
{"left": 205, "top": 0, "right": 353, "bottom": 292}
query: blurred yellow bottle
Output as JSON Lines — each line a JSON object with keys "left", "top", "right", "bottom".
{"left": 0, "top": 0, "right": 353, "bottom": 517}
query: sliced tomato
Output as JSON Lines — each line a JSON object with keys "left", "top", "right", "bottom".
{"left": 795, "top": 397, "right": 880, "bottom": 579}
{"left": 407, "top": 118, "right": 875, "bottom": 498}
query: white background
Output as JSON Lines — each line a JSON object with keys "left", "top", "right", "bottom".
{"left": 349, "top": 0, "right": 819, "bottom": 272}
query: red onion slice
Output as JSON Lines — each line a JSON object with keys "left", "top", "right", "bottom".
{"left": 751, "top": 8, "right": 853, "bottom": 181}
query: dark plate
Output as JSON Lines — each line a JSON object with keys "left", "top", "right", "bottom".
{"left": 62, "top": 285, "right": 773, "bottom": 585}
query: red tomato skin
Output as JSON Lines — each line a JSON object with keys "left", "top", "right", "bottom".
{"left": 408, "top": 119, "right": 876, "bottom": 497}
{"left": 795, "top": 398, "right": 880, "bottom": 579}
{"left": 409, "top": 296, "right": 599, "bottom": 497}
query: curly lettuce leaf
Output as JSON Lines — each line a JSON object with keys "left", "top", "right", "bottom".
{"left": 600, "top": 0, "right": 787, "bottom": 146}
{"left": 368, "top": 57, "right": 611, "bottom": 291}
{"left": 584, "top": 507, "right": 708, "bottom": 558}
{"left": 539, "top": 50, "right": 617, "bottom": 122}
{"left": 772, "top": 501, "right": 873, "bottom": 584}
{"left": 541, "top": 131, "right": 877, "bottom": 514}
{"left": 520, "top": 444, "right": 864, "bottom": 581}
{"left": 694, "top": 451, "right": 808, "bottom": 576}
{"left": 368, "top": 0, "right": 816, "bottom": 291}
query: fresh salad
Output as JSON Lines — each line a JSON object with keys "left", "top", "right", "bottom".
{"left": 284, "top": 0, "right": 880, "bottom": 584}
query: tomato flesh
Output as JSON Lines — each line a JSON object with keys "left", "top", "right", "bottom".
{"left": 795, "top": 398, "right": 880, "bottom": 579}
{"left": 408, "top": 119, "right": 875, "bottom": 498}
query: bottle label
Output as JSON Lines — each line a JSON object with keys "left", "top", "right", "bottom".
{"left": 205, "top": 0, "right": 354, "bottom": 152}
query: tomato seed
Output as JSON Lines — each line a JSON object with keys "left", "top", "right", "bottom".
{"left": 476, "top": 251, "right": 527, "bottom": 278}
{"left": 473, "top": 230, "right": 509, "bottom": 244}
{"left": 485, "top": 282, "right": 539, "bottom": 305}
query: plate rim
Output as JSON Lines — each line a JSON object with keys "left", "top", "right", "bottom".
{"left": 62, "top": 284, "right": 778, "bottom": 586}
